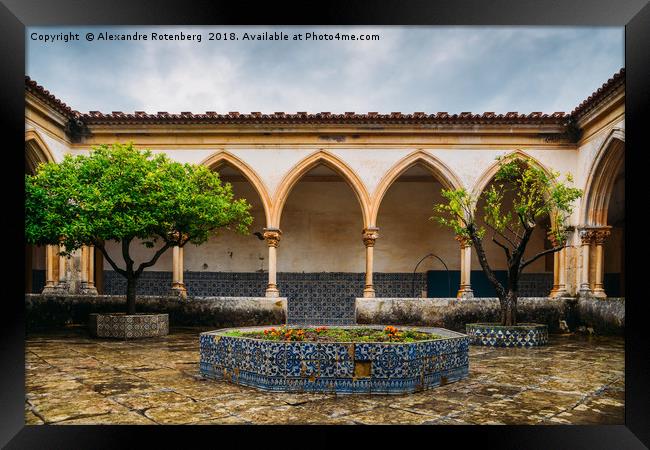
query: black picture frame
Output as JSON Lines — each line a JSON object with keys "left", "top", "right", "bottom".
{"left": 3, "top": 0, "right": 649, "bottom": 447}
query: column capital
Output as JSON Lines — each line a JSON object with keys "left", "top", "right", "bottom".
{"left": 579, "top": 226, "right": 611, "bottom": 244}
{"left": 263, "top": 228, "right": 282, "bottom": 248}
{"left": 579, "top": 228, "right": 596, "bottom": 244}
{"left": 593, "top": 227, "right": 612, "bottom": 245}
{"left": 362, "top": 227, "right": 379, "bottom": 247}
{"left": 455, "top": 234, "right": 471, "bottom": 248}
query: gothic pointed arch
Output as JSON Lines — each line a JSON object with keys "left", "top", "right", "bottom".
{"left": 200, "top": 151, "right": 272, "bottom": 226}
{"left": 471, "top": 150, "right": 555, "bottom": 200}
{"left": 370, "top": 150, "right": 464, "bottom": 226}
{"left": 25, "top": 130, "right": 55, "bottom": 174}
{"left": 271, "top": 150, "right": 371, "bottom": 228}
{"left": 581, "top": 128, "right": 625, "bottom": 226}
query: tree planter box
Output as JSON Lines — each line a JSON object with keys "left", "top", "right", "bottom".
{"left": 89, "top": 313, "right": 169, "bottom": 339}
{"left": 465, "top": 323, "right": 548, "bottom": 347}
{"left": 199, "top": 325, "right": 470, "bottom": 394}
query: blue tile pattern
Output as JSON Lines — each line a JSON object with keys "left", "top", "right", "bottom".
{"left": 466, "top": 323, "right": 548, "bottom": 347}
{"left": 199, "top": 325, "right": 470, "bottom": 394}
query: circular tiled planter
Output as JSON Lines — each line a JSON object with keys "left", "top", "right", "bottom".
{"left": 465, "top": 323, "right": 548, "bottom": 347}
{"left": 199, "top": 325, "right": 470, "bottom": 394}
{"left": 89, "top": 313, "right": 169, "bottom": 339}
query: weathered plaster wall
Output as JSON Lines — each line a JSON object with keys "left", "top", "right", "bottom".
{"left": 184, "top": 181, "right": 267, "bottom": 272}
{"left": 355, "top": 297, "right": 624, "bottom": 335}
{"left": 278, "top": 180, "right": 365, "bottom": 272}
{"left": 375, "top": 179, "right": 460, "bottom": 271}
{"left": 25, "top": 294, "right": 287, "bottom": 329}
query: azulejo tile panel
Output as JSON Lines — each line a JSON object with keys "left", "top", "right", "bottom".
{"left": 199, "top": 325, "right": 470, "bottom": 394}
{"left": 465, "top": 323, "right": 548, "bottom": 347}
{"left": 89, "top": 313, "right": 168, "bottom": 339}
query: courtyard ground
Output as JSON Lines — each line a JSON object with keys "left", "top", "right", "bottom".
{"left": 25, "top": 327, "right": 624, "bottom": 425}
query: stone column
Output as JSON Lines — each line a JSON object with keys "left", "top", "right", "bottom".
{"left": 88, "top": 246, "right": 96, "bottom": 291}
{"left": 578, "top": 229, "right": 594, "bottom": 297}
{"left": 548, "top": 234, "right": 568, "bottom": 298}
{"left": 80, "top": 245, "right": 98, "bottom": 295}
{"left": 56, "top": 246, "right": 68, "bottom": 292}
{"left": 171, "top": 245, "right": 187, "bottom": 298}
{"left": 456, "top": 235, "right": 474, "bottom": 298}
{"left": 556, "top": 246, "right": 568, "bottom": 297}
{"left": 263, "top": 228, "right": 281, "bottom": 297}
{"left": 592, "top": 227, "right": 611, "bottom": 298}
{"left": 41, "top": 245, "right": 58, "bottom": 294}
{"left": 362, "top": 228, "right": 379, "bottom": 298}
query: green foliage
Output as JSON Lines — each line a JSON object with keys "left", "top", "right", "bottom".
{"left": 432, "top": 155, "right": 582, "bottom": 246}
{"left": 487, "top": 156, "right": 582, "bottom": 244}
{"left": 431, "top": 188, "right": 485, "bottom": 242}
{"left": 25, "top": 143, "right": 253, "bottom": 256}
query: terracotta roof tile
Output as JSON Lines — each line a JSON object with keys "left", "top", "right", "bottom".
{"left": 25, "top": 76, "right": 80, "bottom": 118}
{"left": 571, "top": 68, "right": 625, "bottom": 118}
{"left": 25, "top": 69, "right": 624, "bottom": 127}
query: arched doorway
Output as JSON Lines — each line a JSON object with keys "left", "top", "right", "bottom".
{"left": 183, "top": 160, "right": 269, "bottom": 297}
{"left": 580, "top": 134, "right": 625, "bottom": 298}
{"left": 374, "top": 164, "right": 458, "bottom": 298}
{"left": 277, "top": 162, "right": 366, "bottom": 324}
{"left": 604, "top": 164, "right": 625, "bottom": 296}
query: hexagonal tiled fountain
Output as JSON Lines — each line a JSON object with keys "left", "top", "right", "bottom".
{"left": 199, "top": 325, "right": 470, "bottom": 394}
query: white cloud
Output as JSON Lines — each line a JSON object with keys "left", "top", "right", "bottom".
{"left": 27, "top": 26, "right": 623, "bottom": 114}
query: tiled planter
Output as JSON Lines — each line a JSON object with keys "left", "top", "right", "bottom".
{"left": 199, "top": 325, "right": 470, "bottom": 394}
{"left": 89, "top": 313, "right": 169, "bottom": 339}
{"left": 465, "top": 323, "right": 548, "bottom": 347}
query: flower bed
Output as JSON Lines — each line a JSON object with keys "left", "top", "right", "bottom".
{"left": 222, "top": 325, "right": 442, "bottom": 342}
{"left": 200, "top": 325, "right": 470, "bottom": 394}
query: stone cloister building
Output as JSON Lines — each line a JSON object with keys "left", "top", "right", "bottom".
{"left": 25, "top": 70, "right": 625, "bottom": 324}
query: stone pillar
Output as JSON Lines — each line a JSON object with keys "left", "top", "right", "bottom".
{"left": 88, "top": 246, "right": 96, "bottom": 291}
{"left": 556, "top": 246, "right": 568, "bottom": 297}
{"left": 171, "top": 245, "right": 187, "bottom": 298}
{"left": 80, "top": 245, "right": 98, "bottom": 295}
{"left": 578, "top": 229, "right": 594, "bottom": 298}
{"left": 548, "top": 234, "right": 568, "bottom": 298}
{"left": 456, "top": 235, "right": 474, "bottom": 298}
{"left": 592, "top": 227, "right": 611, "bottom": 298}
{"left": 41, "top": 245, "right": 59, "bottom": 294}
{"left": 362, "top": 228, "right": 379, "bottom": 298}
{"left": 263, "top": 228, "right": 281, "bottom": 297}
{"left": 56, "top": 246, "right": 68, "bottom": 292}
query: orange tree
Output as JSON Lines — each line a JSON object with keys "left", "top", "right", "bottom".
{"left": 25, "top": 143, "right": 252, "bottom": 314}
{"left": 432, "top": 156, "right": 581, "bottom": 326}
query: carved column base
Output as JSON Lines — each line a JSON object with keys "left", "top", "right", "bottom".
{"left": 171, "top": 282, "right": 187, "bottom": 299}
{"left": 52, "top": 282, "right": 71, "bottom": 294}
{"left": 79, "top": 283, "right": 98, "bottom": 295}
{"left": 457, "top": 287, "right": 474, "bottom": 299}
{"left": 578, "top": 285, "right": 593, "bottom": 299}
{"left": 550, "top": 289, "right": 569, "bottom": 299}
{"left": 265, "top": 284, "right": 280, "bottom": 297}
{"left": 41, "top": 285, "right": 59, "bottom": 296}
{"left": 363, "top": 286, "right": 376, "bottom": 298}
{"left": 592, "top": 288, "right": 607, "bottom": 299}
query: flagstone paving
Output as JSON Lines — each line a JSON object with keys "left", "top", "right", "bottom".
{"left": 25, "top": 327, "right": 624, "bottom": 425}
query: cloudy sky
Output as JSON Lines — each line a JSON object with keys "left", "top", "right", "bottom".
{"left": 26, "top": 26, "right": 623, "bottom": 115}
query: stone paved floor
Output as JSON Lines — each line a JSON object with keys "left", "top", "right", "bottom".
{"left": 25, "top": 327, "right": 624, "bottom": 425}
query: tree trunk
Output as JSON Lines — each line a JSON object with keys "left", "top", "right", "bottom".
{"left": 126, "top": 274, "right": 137, "bottom": 315}
{"left": 500, "top": 290, "right": 518, "bottom": 326}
